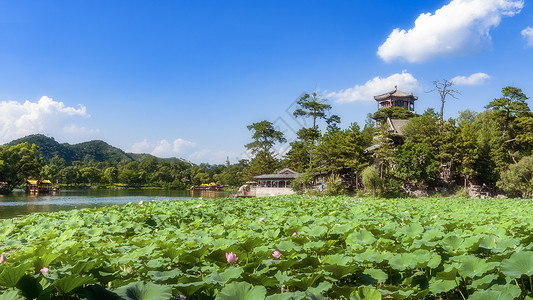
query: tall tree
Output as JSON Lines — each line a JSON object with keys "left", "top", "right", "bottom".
{"left": 0, "top": 143, "right": 43, "bottom": 191}
{"left": 245, "top": 120, "right": 286, "bottom": 155}
{"left": 245, "top": 120, "right": 286, "bottom": 177}
{"left": 291, "top": 92, "right": 339, "bottom": 168}
{"left": 485, "top": 86, "right": 530, "bottom": 135}
{"left": 431, "top": 79, "right": 461, "bottom": 122}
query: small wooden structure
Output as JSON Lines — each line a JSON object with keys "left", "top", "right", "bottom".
{"left": 374, "top": 86, "right": 417, "bottom": 112}
{"left": 26, "top": 179, "right": 52, "bottom": 194}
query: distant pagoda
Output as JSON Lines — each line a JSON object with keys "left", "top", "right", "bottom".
{"left": 374, "top": 86, "right": 417, "bottom": 112}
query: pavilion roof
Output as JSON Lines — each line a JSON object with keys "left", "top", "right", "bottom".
{"left": 374, "top": 86, "right": 418, "bottom": 101}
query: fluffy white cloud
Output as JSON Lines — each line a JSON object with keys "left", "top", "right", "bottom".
{"left": 0, "top": 96, "right": 91, "bottom": 143}
{"left": 451, "top": 72, "right": 490, "bottom": 86}
{"left": 128, "top": 138, "right": 196, "bottom": 158}
{"left": 522, "top": 26, "right": 533, "bottom": 47}
{"left": 327, "top": 71, "right": 419, "bottom": 103}
{"left": 377, "top": 0, "right": 524, "bottom": 62}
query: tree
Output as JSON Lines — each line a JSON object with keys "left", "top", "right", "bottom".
{"left": 245, "top": 120, "right": 285, "bottom": 177}
{"left": 431, "top": 79, "right": 461, "bottom": 122}
{"left": 245, "top": 120, "right": 286, "bottom": 155}
{"left": 371, "top": 107, "right": 416, "bottom": 124}
{"left": 361, "top": 165, "right": 381, "bottom": 197}
{"left": 498, "top": 156, "right": 533, "bottom": 197}
{"left": 290, "top": 92, "right": 339, "bottom": 168}
{"left": 313, "top": 123, "right": 371, "bottom": 187}
{"left": 485, "top": 86, "right": 530, "bottom": 135}
{"left": 104, "top": 167, "right": 119, "bottom": 184}
{"left": 456, "top": 112, "right": 479, "bottom": 188}
{"left": 0, "top": 143, "right": 43, "bottom": 191}
{"left": 293, "top": 92, "right": 338, "bottom": 130}
{"left": 393, "top": 141, "right": 440, "bottom": 187}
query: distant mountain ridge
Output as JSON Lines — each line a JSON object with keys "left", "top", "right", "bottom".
{"left": 6, "top": 134, "right": 193, "bottom": 165}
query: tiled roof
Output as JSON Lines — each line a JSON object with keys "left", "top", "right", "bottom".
{"left": 374, "top": 86, "right": 418, "bottom": 101}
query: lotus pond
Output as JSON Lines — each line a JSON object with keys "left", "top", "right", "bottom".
{"left": 1, "top": 196, "right": 533, "bottom": 299}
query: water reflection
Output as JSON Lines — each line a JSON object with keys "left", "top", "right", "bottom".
{"left": 0, "top": 189, "right": 230, "bottom": 219}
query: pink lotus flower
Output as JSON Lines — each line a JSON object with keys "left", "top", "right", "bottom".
{"left": 292, "top": 232, "right": 298, "bottom": 236}
{"left": 272, "top": 250, "right": 281, "bottom": 259}
{"left": 0, "top": 254, "right": 6, "bottom": 264}
{"left": 196, "top": 203, "right": 202, "bottom": 208}
{"left": 40, "top": 267, "right": 49, "bottom": 274}
{"left": 225, "top": 252, "right": 238, "bottom": 263}
{"left": 258, "top": 217, "right": 264, "bottom": 222}
{"left": 344, "top": 201, "right": 349, "bottom": 205}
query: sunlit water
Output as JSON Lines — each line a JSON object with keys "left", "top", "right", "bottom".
{"left": 0, "top": 189, "right": 230, "bottom": 219}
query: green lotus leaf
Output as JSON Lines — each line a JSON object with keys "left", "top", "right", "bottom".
{"left": 491, "top": 284, "right": 522, "bottom": 299}
{"left": 0, "top": 290, "right": 25, "bottom": 300}
{"left": 389, "top": 253, "right": 417, "bottom": 271}
{"left": 215, "top": 281, "right": 266, "bottom": 300}
{"left": 468, "top": 290, "right": 513, "bottom": 300}
{"left": 0, "top": 262, "right": 32, "bottom": 288}
{"left": 323, "top": 264, "right": 357, "bottom": 280}
{"left": 500, "top": 251, "right": 533, "bottom": 278}
{"left": 265, "top": 291, "right": 306, "bottom": 300}
{"left": 323, "top": 254, "right": 352, "bottom": 266}
{"left": 350, "top": 286, "right": 382, "bottom": 300}
{"left": 362, "top": 268, "right": 388, "bottom": 284}
{"left": 77, "top": 284, "right": 122, "bottom": 300}
{"left": 276, "top": 240, "right": 301, "bottom": 252}
{"left": 441, "top": 235, "right": 463, "bottom": 252}
{"left": 207, "top": 267, "right": 244, "bottom": 284}
{"left": 422, "top": 229, "right": 444, "bottom": 241}
{"left": 428, "top": 279, "right": 457, "bottom": 294}
{"left": 348, "top": 230, "right": 376, "bottom": 245}
{"left": 115, "top": 281, "right": 172, "bottom": 300}
{"left": 455, "top": 255, "right": 490, "bottom": 278}
{"left": 0, "top": 222, "right": 15, "bottom": 239}
{"left": 147, "top": 268, "right": 183, "bottom": 282}
{"left": 54, "top": 275, "right": 95, "bottom": 294}
{"left": 471, "top": 274, "right": 498, "bottom": 289}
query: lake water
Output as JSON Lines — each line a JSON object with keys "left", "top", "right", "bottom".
{"left": 0, "top": 189, "right": 230, "bottom": 219}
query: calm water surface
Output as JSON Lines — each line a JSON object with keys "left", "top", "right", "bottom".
{"left": 0, "top": 189, "right": 230, "bottom": 219}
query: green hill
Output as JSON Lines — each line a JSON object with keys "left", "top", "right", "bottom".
{"left": 7, "top": 134, "right": 133, "bottom": 164}
{"left": 6, "top": 134, "right": 194, "bottom": 165}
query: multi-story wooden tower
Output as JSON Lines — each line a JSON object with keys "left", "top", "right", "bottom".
{"left": 374, "top": 86, "right": 417, "bottom": 112}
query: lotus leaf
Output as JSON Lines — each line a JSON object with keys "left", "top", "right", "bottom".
{"left": 215, "top": 281, "right": 266, "bottom": 300}
{"left": 500, "top": 251, "right": 533, "bottom": 278}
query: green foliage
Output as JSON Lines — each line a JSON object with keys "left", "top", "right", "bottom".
{"left": 371, "top": 106, "right": 416, "bottom": 123}
{"left": 498, "top": 156, "right": 533, "bottom": 197}
{"left": 245, "top": 120, "right": 286, "bottom": 155}
{"left": 1, "top": 196, "right": 533, "bottom": 299}
{"left": 289, "top": 172, "right": 314, "bottom": 194}
{"left": 361, "top": 165, "right": 380, "bottom": 197}
{"left": 0, "top": 143, "right": 43, "bottom": 191}
{"left": 323, "top": 174, "right": 345, "bottom": 196}
{"left": 485, "top": 86, "right": 530, "bottom": 134}
{"left": 393, "top": 141, "right": 439, "bottom": 186}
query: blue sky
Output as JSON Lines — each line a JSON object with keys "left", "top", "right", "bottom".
{"left": 1, "top": 0, "right": 532, "bottom": 164}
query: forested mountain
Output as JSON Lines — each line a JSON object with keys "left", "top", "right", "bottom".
{"left": 8, "top": 134, "right": 132, "bottom": 164}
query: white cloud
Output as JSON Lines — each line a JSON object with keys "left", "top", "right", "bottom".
{"left": 451, "top": 72, "right": 490, "bottom": 86}
{"left": 377, "top": 0, "right": 524, "bottom": 62}
{"left": 0, "top": 96, "right": 91, "bottom": 143}
{"left": 127, "top": 138, "right": 196, "bottom": 158}
{"left": 522, "top": 26, "right": 533, "bottom": 47}
{"left": 327, "top": 71, "right": 419, "bottom": 103}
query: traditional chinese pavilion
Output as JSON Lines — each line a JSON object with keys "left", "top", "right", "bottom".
{"left": 374, "top": 86, "right": 417, "bottom": 112}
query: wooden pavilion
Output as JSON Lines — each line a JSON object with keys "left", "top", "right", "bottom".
{"left": 374, "top": 86, "right": 417, "bottom": 112}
